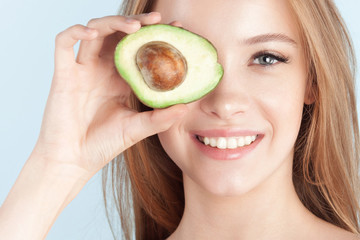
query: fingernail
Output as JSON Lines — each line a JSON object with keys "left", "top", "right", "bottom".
{"left": 146, "top": 12, "right": 160, "bottom": 17}
{"left": 85, "top": 27, "right": 97, "bottom": 35}
{"left": 126, "top": 18, "right": 138, "bottom": 24}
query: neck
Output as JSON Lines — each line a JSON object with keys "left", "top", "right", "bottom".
{"left": 170, "top": 160, "right": 314, "bottom": 240}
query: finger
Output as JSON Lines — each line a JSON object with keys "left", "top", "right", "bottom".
{"left": 128, "top": 12, "right": 161, "bottom": 25}
{"left": 77, "top": 13, "right": 161, "bottom": 64}
{"left": 123, "top": 104, "right": 188, "bottom": 149}
{"left": 113, "top": 12, "right": 163, "bottom": 41}
{"left": 76, "top": 16, "right": 141, "bottom": 64}
{"left": 54, "top": 24, "right": 98, "bottom": 70}
{"left": 169, "top": 20, "right": 183, "bottom": 28}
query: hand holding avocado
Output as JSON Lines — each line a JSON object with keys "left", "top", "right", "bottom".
{"left": 0, "top": 14, "right": 223, "bottom": 237}
{"left": 33, "top": 13, "right": 188, "bottom": 177}
{"left": 0, "top": 13, "right": 191, "bottom": 239}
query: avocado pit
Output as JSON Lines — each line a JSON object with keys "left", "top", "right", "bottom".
{"left": 136, "top": 41, "right": 187, "bottom": 91}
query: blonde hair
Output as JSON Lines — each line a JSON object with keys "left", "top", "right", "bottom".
{"left": 102, "top": 0, "right": 360, "bottom": 239}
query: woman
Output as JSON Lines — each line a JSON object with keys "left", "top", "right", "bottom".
{"left": 0, "top": 0, "right": 359, "bottom": 239}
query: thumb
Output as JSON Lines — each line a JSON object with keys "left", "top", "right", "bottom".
{"left": 124, "top": 104, "right": 188, "bottom": 147}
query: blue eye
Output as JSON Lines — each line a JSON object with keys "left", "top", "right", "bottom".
{"left": 252, "top": 52, "right": 289, "bottom": 66}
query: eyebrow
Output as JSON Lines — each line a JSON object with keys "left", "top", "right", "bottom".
{"left": 243, "top": 33, "right": 298, "bottom": 47}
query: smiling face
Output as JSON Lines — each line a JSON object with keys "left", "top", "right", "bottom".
{"left": 154, "top": 0, "right": 309, "bottom": 196}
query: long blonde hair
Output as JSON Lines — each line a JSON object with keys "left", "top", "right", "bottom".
{"left": 102, "top": 0, "right": 360, "bottom": 239}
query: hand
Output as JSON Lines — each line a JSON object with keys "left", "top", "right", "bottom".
{"left": 32, "top": 12, "right": 187, "bottom": 177}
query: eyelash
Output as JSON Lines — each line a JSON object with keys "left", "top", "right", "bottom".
{"left": 251, "top": 51, "right": 289, "bottom": 67}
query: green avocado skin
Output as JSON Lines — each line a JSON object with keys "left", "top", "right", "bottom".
{"left": 114, "top": 24, "right": 224, "bottom": 109}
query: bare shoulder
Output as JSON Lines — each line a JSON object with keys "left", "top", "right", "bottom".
{"left": 327, "top": 228, "right": 360, "bottom": 240}
{"left": 330, "top": 229, "right": 360, "bottom": 240}
{"left": 310, "top": 218, "right": 360, "bottom": 240}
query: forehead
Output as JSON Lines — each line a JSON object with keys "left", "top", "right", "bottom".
{"left": 152, "top": 0, "right": 301, "bottom": 45}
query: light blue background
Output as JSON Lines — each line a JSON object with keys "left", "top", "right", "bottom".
{"left": 0, "top": 1, "right": 359, "bottom": 239}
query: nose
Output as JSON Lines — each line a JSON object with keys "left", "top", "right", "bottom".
{"left": 199, "top": 74, "right": 251, "bottom": 120}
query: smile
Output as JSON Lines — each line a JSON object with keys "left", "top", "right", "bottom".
{"left": 191, "top": 130, "right": 263, "bottom": 160}
{"left": 196, "top": 135, "right": 257, "bottom": 149}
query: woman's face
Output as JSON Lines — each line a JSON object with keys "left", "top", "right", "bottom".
{"left": 154, "top": 0, "right": 310, "bottom": 196}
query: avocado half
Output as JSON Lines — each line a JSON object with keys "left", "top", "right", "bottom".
{"left": 114, "top": 24, "right": 223, "bottom": 108}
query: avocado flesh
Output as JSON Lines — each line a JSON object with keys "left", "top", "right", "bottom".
{"left": 114, "top": 24, "right": 224, "bottom": 108}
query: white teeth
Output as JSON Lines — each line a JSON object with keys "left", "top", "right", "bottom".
{"left": 238, "top": 137, "right": 245, "bottom": 147}
{"left": 227, "top": 138, "right": 238, "bottom": 149}
{"left": 201, "top": 135, "right": 257, "bottom": 149}
{"left": 210, "top": 138, "right": 217, "bottom": 147}
{"left": 245, "top": 136, "right": 252, "bottom": 145}
{"left": 217, "top": 137, "right": 227, "bottom": 149}
{"left": 204, "top": 137, "right": 210, "bottom": 145}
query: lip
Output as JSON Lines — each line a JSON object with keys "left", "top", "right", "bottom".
{"left": 190, "top": 129, "right": 264, "bottom": 161}
{"left": 192, "top": 129, "right": 262, "bottom": 138}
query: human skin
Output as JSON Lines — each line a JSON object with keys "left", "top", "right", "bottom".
{"left": 0, "top": 1, "right": 358, "bottom": 240}
{"left": 154, "top": 0, "right": 359, "bottom": 239}
{"left": 0, "top": 13, "right": 187, "bottom": 239}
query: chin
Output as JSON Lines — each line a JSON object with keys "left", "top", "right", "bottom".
{"left": 183, "top": 165, "right": 267, "bottom": 198}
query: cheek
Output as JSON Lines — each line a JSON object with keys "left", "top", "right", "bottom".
{"left": 157, "top": 102, "right": 199, "bottom": 170}
{"left": 158, "top": 124, "right": 188, "bottom": 171}
{"left": 158, "top": 130, "right": 176, "bottom": 157}
{"left": 258, "top": 74, "right": 307, "bottom": 154}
